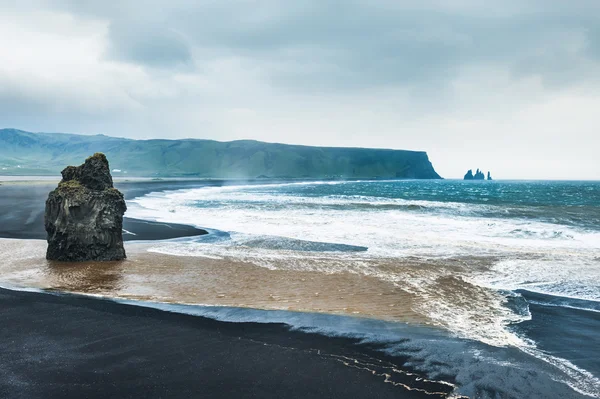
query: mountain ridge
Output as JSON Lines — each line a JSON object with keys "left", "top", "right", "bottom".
{"left": 0, "top": 128, "right": 442, "bottom": 179}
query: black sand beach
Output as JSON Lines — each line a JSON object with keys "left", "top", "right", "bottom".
{"left": 0, "top": 287, "right": 452, "bottom": 399}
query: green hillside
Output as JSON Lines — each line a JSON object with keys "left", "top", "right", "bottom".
{"left": 0, "top": 129, "right": 441, "bottom": 179}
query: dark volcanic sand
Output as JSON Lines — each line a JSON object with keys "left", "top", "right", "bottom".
{"left": 0, "top": 287, "right": 453, "bottom": 399}
{"left": 0, "top": 180, "right": 210, "bottom": 241}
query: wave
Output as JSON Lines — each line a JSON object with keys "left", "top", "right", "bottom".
{"left": 517, "top": 290, "right": 600, "bottom": 313}
{"left": 128, "top": 186, "right": 600, "bottom": 259}
{"left": 507, "top": 228, "right": 575, "bottom": 240}
{"left": 473, "top": 258, "right": 600, "bottom": 303}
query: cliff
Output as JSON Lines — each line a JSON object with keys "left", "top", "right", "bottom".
{"left": 0, "top": 129, "right": 442, "bottom": 179}
{"left": 45, "top": 153, "right": 127, "bottom": 261}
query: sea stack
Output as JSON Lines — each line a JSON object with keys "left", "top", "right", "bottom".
{"left": 464, "top": 168, "right": 488, "bottom": 180}
{"left": 45, "top": 153, "right": 127, "bottom": 261}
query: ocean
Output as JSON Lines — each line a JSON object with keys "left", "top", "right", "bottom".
{"left": 126, "top": 179, "right": 600, "bottom": 398}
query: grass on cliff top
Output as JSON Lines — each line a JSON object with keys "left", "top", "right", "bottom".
{"left": 56, "top": 180, "right": 123, "bottom": 197}
{"left": 56, "top": 179, "right": 85, "bottom": 193}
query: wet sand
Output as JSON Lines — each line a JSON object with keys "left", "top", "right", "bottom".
{"left": 0, "top": 236, "right": 513, "bottom": 347}
{"left": 0, "top": 287, "right": 456, "bottom": 399}
{"left": 0, "top": 239, "right": 425, "bottom": 324}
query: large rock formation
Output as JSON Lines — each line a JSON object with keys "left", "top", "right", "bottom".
{"left": 45, "top": 153, "right": 127, "bottom": 261}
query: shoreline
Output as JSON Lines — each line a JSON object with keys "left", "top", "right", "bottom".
{"left": 0, "top": 286, "right": 455, "bottom": 399}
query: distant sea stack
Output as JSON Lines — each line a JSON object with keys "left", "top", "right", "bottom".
{"left": 45, "top": 153, "right": 127, "bottom": 261}
{"left": 464, "top": 169, "right": 492, "bottom": 180}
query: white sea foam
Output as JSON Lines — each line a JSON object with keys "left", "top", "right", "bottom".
{"left": 472, "top": 258, "right": 600, "bottom": 302}
{"left": 128, "top": 185, "right": 600, "bottom": 260}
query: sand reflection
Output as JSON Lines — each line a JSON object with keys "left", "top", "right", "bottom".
{"left": 44, "top": 259, "right": 125, "bottom": 293}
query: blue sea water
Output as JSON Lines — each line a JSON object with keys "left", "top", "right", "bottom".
{"left": 129, "top": 179, "right": 600, "bottom": 397}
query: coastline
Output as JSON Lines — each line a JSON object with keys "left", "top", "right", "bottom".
{"left": 1, "top": 179, "right": 599, "bottom": 398}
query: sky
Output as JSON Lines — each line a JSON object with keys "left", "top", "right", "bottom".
{"left": 0, "top": 0, "right": 599, "bottom": 179}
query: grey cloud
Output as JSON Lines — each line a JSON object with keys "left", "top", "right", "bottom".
{"left": 0, "top": 92, "right": 124, "bottom": 137}
{"left": 583, "top": 24, "right": 600, "bottom": 60}
{"left": 43, "top": 0, "right": 600, "bottom": 92}
{"left": 106, "top": 22, "right": 192, "bottom": 69}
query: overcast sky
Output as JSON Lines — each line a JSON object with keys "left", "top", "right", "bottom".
{"left": 1, "top": 0, "right": 599, "bottom": 179}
